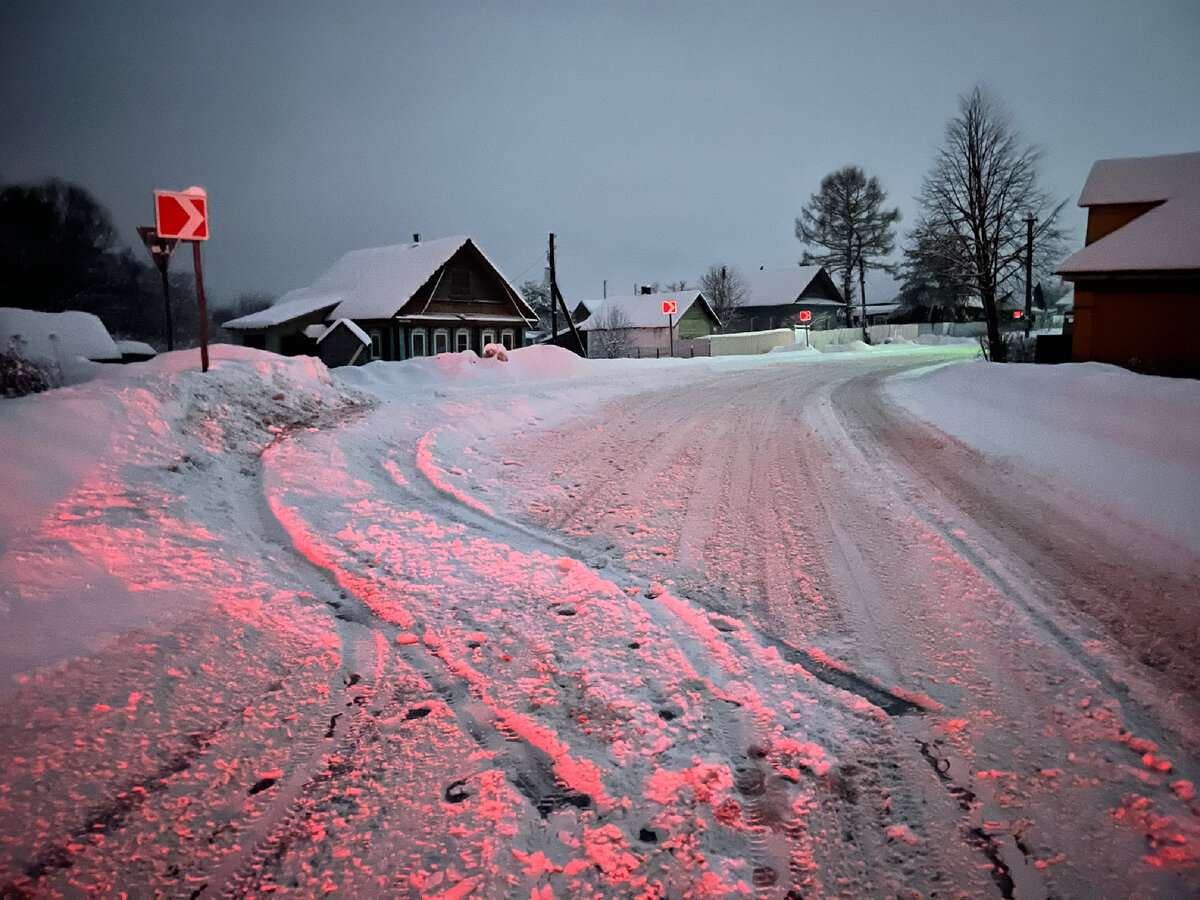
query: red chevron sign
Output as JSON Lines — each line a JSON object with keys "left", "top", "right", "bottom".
{"left": 154, "top": 189, "right": 209, "bottom": 241}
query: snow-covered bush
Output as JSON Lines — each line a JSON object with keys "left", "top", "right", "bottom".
{"left": 1, "top": 349, "right": 52, "bottom": 397}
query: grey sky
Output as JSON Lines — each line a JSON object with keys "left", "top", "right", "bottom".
{"left": 2, "top": 1, "right": 1198, "bottom": 308}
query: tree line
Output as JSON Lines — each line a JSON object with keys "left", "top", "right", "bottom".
{"left": 0, "top": 179, "right": 271, "bottom": 351}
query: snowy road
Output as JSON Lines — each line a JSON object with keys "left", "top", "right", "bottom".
{"left": 1, "top": 346, "right": 1197, "bottom": 898}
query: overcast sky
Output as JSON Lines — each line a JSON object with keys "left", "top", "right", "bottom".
{"left": 3, "top": 1, "right": 1198, "bottom": 307}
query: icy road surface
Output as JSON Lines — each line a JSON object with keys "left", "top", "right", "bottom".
{"left": 1, "top": 345, "right": 1197, "bottom": 898}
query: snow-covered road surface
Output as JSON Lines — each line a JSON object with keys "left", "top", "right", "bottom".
{"left": 0, "top": 345, "right": 1196, "bottom": 898}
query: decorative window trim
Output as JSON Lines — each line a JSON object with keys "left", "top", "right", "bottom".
{"left": 455, "top": 328, "right": 470, "bottom": 353}
{"left": 481, "top": 328, "right": 496, "bottom": 348}
{"left": 411, "top": 329, "right": 427, "bottom": 358}
{"left": 369, "top": 329, "right": 383, "bottom": 360}
{"left": 433, "top": 328, "right": 450, "bottom": 355}
{"left": 500, "top": 329, "right": 515, "bottom": 351}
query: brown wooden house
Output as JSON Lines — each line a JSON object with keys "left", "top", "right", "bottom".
{"left": 1057, "top": 151, "right": 1200, "bottom": 377}
{"left": 734, "top": 266, "right": 846, "bottom": 331}
{"left": 224, "top": 236, "right": 537, "bottom": 362}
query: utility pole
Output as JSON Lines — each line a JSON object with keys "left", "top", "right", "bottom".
{"left": 548, "top": 233, "right": 586, "bottom": 356}
{"left": 855, "top": 234, "right": 868, "bottom": 343}
{"left": 1024, "top": 215, "right": 1036, "bottom": 337}
{"left": 549, "top": 233, "right": 557, "bottom": 342}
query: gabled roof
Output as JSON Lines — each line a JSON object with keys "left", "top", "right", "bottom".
{"left": 576, "top": 290, "right": 718, "bottom": 330}
{"left": 1059, "top": 150, "right": 1200, "bottom": 276}
{"left": 742, "top": 266, "right": 845, "bottom": 307}
{"left": 317, "top": 318, "right": 370, "bottom": 346}
{"left": 224, "top": 236, "right": 536, "bottom": 329}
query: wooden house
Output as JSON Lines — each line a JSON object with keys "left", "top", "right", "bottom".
{"left": 224, "top": 236, "right": 537, "bottom": 363}
{"left": 1057, "top": 151, "right": 1200, "bottom": 377}
{"left": 734, "top": 266, "right": 846, "bottom": 332}
{"left": 576, "top": 290, "right": 720, "bottom": 358}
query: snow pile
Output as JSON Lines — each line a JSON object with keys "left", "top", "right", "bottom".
{"left": 888, "top": 360, "right": 1200, "bottom": 554}
{"left": 0, "top": 307, "right": 120, "bottom": 384}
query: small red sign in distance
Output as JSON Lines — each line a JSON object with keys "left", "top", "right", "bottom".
{"left": 798, "top": 310, "right": 812, "bottom": 322}
{"left": 662, "top": 300, "right": 677, "bottom": 315}
{"left": 1013, "top": 310, "right": 1023, "bottom": 319}
{"left": 154, "top": 190, "right": 209, "bottom": 241}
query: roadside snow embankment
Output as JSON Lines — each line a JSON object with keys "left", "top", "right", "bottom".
{"left": 887, "top": 360, "right": 1200, "bottom": 556}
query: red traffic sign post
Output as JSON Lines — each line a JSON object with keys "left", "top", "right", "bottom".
{"left": 153, "top": 187, "right": 211, "bottom": 371}
{"left": 798, "top": 309, "right": 812, "bottom": 323}
{"left": 662, "top": 300, "right": 677, "bottom": 357}
{"left": 154, "top": 190, "right": 209, "bottom": 241}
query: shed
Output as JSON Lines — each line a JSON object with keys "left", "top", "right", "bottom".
{"left": 1057, "top": 150, "right": 1200, "bottom": 377}
{"left": 316, "top": 318, "right": 371, "bottom": 367}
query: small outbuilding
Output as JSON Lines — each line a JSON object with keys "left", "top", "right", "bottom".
{"left": 1057, "top": 150, "right": 1200, "bottom": 377}
{"left": 315, "top": 318, "right": 371, "bottom": 368}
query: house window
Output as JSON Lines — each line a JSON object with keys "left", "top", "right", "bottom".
{"left": 500, "top": 329, "right": 515, "bottom": 351}
{"left": 433, "top": 328, "right": 450, "bottom": 354}
{"left": 449, "top": 267, "right": 471, "bottom": 298}
{"left": 369, "top": 329, "right": 382, "bottom": 360}
{"left": 455, "top": 328, "right": 470, "bottom": 353}
{"left": 481, "top": 328, "right": 496, "bottom": 350}
{"left": 411, "top": 329, "right": 427, "bottom": 357}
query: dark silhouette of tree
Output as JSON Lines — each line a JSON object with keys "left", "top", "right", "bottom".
{"left": 697, "top": 265, "right": 748, "bottom": 331}
{"left": 914, "top": 86, "right": 1066, "bottom": 361}
{"left": 0, "top": 178, "right": 119, "bottom": 313}
{"left": 795, "top": 166, "right": 901, "bottom": 307}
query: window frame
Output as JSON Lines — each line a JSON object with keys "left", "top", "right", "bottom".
{"left": 433, "top": 328, "right": 450, "bottom": 355}
{"left": 454, "top": 328, "right": 470, "bottom": 353}
{"left": 500, "top": 328, "right": 515, "bottom": 351}
{"left": 410, "top": 329, "right": 427, "bottom": 358}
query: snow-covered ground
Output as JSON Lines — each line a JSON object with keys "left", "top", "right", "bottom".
{"left": 1, "top": 342, "right": 1197, "bottom": 898}
{"left": 889, "top": 359, "right": 1200, "bottom": 558}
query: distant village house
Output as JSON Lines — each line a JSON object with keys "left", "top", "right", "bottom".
{"left": 223, "top": 236, "right": 537, "bottom": 365}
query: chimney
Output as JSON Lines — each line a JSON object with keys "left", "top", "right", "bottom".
{"left": 640, "top": 285, "right": 652, "bottom": 295}
{"left": 412, "top": 233, "right": 420, "bottom": 244}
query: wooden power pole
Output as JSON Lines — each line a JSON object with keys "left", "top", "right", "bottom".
{"left": 548, "top": 233, "right": 585, "bottom": 356}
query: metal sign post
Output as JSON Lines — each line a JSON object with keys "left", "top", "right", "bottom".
{"left": 154, "top": 187, "right": 210, "bottom": 371}
{"left": 137, "top": 226, "right": 180, "bottom": 351}
{"left": 662, "top": 299, "right": 677, "bottom": 358}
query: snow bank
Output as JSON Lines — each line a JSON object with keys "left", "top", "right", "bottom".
{"left": 887, "top": 361, "right": 1200, "bottom": 555}
{"left": 0, "top": 345, "right": 363, "bottom": 555}
{"left": 0, "top": 307, "right": 121, "bottom": 384}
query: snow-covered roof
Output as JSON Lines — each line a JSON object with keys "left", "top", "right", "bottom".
{"left": 1059, "top": 150, "right": 1200, "bottom": 276}
{"left": 1076, "top": 150, "right": 1200, "bottom": 207}
{"left": 0, "top": 307, "right": 121, "bottom": 363}
{"left": 576, "top": 290, "right": 716, "bottom": 331}
{"left": 115, "top": 340, "right": 156, "bottom": 358}
{"left": 223, "top": 236, "right": 534, "bottom": 329}
{"left": 223, "top": 292, "right": 341, "bottom": 330}
{"left": 317, "top": 318, "right": 370, "bottom": 346}
{"left": 741, "top": 266, "right": 844, "bottom": 307}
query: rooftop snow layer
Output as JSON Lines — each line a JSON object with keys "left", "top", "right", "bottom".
{"left": 1076, "top": 150, "right": 1200, "bottom": 207}
{"left": 576, "top": 290, "right": 713, "bottom": 330}
{"left": 742, "top": 265, "right": 841, "bottom": 306}
{"left": 0, "top": 307, "right": 121, "bottom": 363}
{"left": 1060, "top": 150, "right": 1200, "bottom": 275}
{"left": 222, "top": 236, "right": 534, "bottom": 328}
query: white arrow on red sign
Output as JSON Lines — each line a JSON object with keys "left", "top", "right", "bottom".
{"left": 154, "top": 188, "right": 209, "bottom": 241}
{"left": 662, "top": 300, "right": 677, "bottom": 315}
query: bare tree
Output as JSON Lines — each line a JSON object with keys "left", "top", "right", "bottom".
{"left": 795, "top": 166, "right": 901, "bottom": 310}
{"left": 591, "top": 304, "right": 634, "bottom": 358}
{"left": 698, "top": 265, "right": 747, "bottom": 331}
{"left": 915, "top": 85, "right": 1066, "bottom": 361}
